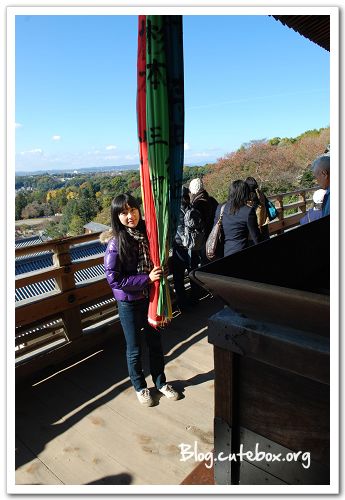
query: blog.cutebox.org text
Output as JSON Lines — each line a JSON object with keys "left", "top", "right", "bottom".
{"left": 179, "top": 441, "right": 311, "bottom": 470}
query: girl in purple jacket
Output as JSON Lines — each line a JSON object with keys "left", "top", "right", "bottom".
{"left": 103, "top": 194, "right": 179, "bottom": 406}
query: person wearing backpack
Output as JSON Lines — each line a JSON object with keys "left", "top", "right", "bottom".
{"left": 186, "top": 178, "right": 219, "bottom": 301}
{"left": 189, "top": 178, "right": 219, "bottom": 266}
{"left": 172, "top": 186, "right": 194, "bottom": 311}
{"left": 172, "top": 185, "right": 206, "bottom": 309}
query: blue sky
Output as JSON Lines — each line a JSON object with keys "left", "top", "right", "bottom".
{"left": 14, "top": 14, "right": 330, "bottom": 172}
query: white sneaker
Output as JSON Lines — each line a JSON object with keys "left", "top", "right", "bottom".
{"left": 158, "top": 384, "right": 179, "bottom": 401}
{"left": 136, "top": 388, "right": 154, "bottom": 406}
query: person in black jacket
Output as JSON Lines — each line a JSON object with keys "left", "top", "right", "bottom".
{"left": 189, "top": 177, "right": 218, "bottom": 266}
{"left": 213, "top": 180, "right": 262, "bottom": 257}
{"left": 172, "top": 186, "right": 193, "bottom": 311}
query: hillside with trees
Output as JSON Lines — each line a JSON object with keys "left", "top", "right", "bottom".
{"left": 15, "top": 126, "right": 329, "bottom": 238}
{"left": 203, "top": 127, "right": 329, "bottom": 202}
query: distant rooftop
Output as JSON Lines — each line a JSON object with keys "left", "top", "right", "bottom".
{"left": 83, "top": 222, "right": 110, "bottom": 233}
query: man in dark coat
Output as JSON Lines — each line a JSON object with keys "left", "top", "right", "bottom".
{"left": 189, "top": 177, "right": 218, "bottom": 266}
{"left": 172, "top": 186, "right": 193, "bottom": 311}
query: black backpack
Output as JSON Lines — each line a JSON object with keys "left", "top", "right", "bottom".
{"left": 182, "top": 206, "right": 205, "bottom": 251}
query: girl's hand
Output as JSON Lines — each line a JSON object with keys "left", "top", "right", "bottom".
{"left": 149, "top": 266, "right": 163, "bottom": 283}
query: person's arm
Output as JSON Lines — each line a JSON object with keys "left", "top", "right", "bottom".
{"left": 247, "top": 207, "right": 262, "bottom": 244}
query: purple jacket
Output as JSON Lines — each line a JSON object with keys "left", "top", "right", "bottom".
{"left": 104, "top": 237, "right": 150, "bottom": 302}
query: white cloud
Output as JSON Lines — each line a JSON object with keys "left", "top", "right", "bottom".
{"left": 184, "top": 142, "right": 190, "bottom": 151}
{"left": 105, "top": 145, "right": 117, "bottom": 150}
{"left": 188, "top": 151, "right": 209, "bottom": 158}
{"left": 20, "top": 148, "right": 43, "bottom": 156}
{"left": 15, "top": 122, "right": 23, "bottom": 129}
{"left": 52, "top": 135, "right": 61, "bottom": 141}
{"left": 124, "top": 153, "right": 139, "bottom": 161}
{"left": 104, "top": 155, "right": 119, "bottom": 161}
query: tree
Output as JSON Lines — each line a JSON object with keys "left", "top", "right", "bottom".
{"left": 44, "top": 221, "right": 64, "bottom": 239}
{"left": 21, "top": 201, "right": 43, "bottom": 219}
{"left": 94, "top": 207, "right": 111, "bottom": 227}
{"left": 68, "top": 215, "right": 85, "bottom": 236}
{"left": 60, "top": 199, "right": 78, "bottom": 235}
{"left": 15, "top": 192, "right": 29, "bottom": 220}
{"left": 203, "top": 126, "right": 330, "bottom": 200}
{"left": 99, "top": 193, "right": 113, "bottom": 210}
{"left": 76, "top": 190, "right": 98, "bottom": 223}
{"left": 43, "top": 203, "right": 54, "bottom": 216}
{"left": 298, "top": 167, "right": 317, "bottom": 188}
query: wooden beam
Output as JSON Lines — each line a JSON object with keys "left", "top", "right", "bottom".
{"left": 16, "top": 266, "right": 62, "bottom": 289}
{"left": 15, "top": 231, "right": 103, "bottom": 257}
{"left": 69, "top": 255, "right": 104, "bottom": 273}
{"left": 16, "top": 280, "right": 111, "bottom": 327}
{"left": 15, "top": 322, "right": 121, "bottom": 381}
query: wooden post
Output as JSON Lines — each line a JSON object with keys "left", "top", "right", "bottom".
{"left": 276, "top": 195, "right": 284, "bottom": 235}
{"left": 300, "top": 190, "right": 307, "bottom": 214}
{"left": 213, "top": 347, "right": 241, "bottom": 484}
{"left": 52, "top": 242, "right": 83, "bottom": 341}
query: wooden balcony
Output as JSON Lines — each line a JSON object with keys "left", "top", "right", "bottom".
{"left": 14, "top": 187, "right": 319, "bottom": 488}
{"left": 15, "top": 295, "right": 223, "bottom": 486}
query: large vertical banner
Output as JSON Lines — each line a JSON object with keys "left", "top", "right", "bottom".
{"left": 137, "top": 15, "right": 184, "bottom": 327}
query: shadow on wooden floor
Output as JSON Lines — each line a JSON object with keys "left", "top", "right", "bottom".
{"left": 15, "top": 295, "right": 223, "bottom": 474}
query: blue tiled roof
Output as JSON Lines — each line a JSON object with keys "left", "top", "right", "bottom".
{"left": 15, "top": 235, "right": 52, "bottom": 261}
{"left": 15, "top": 254, "right": 54, "bottom": 276}
{"left": 70, "top": 241, "right": 107, "bottom": 261}
{"left": 15, "top": 240, "right": 107, "bottom": 302}
{"left": 15, "top": 235, "right": 45, "bottom": 248}
{"left": 16, "top": 279, "right": 56, "bottom": 302}
{"left": 75, "top": 265, "right": 105, "bottom": 284}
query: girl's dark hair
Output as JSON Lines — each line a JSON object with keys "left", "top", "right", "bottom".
{"left": 228, "top": 180, "right": 250, "bottom": 215}
{"left": 245, "top": 176, "right": 259, "bottom": 205}
{"left": 110, "top": 193, "right": 145, "bottom": 266}
{"left": 245, "top": 176, "right": 258, "bottom": 191}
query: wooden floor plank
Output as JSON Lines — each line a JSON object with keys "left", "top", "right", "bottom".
{"left": 17, "top": 367, "right": 210, "bottom": 484}
{"left": 15, "top": 297, "right": 223, "bottom": 486}
{"left": 15, "top": 436, "right": 64, "bottom": 485}
{"left": 16, "top": 388, "right": 147, "bottom": 485}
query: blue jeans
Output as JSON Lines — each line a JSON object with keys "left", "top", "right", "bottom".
{"left": 117, "top": 298, "right": 166, "bottom": 392}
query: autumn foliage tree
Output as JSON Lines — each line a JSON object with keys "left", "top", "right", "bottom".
{"left": 204, "top": 127, "right": 330, "bottom": 202}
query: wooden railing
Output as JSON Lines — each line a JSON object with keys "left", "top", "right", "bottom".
{"left": 15, "top": 187, "right": 318, "bottom": 380}
{"left": 15, "top": 232, "right": 117, "bottom": 380}
{"left": 267, "top": 187, "right": 317, "bottom": 236}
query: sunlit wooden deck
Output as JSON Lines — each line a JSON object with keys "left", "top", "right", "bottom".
{"left": 15, "top": 295, "right": 223, "bottom": 486}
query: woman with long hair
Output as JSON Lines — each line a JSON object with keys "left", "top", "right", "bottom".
{"left": 212, "top": 180, "right": 262, "bottom": 257}
{"left": 102, "top": 193, "right": 179, "bottom": 406}
{"left": 245, "top": 176, "right": 270, "bottom": 240}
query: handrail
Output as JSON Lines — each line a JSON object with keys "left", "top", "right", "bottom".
{"left": 267, "top": 187, "right": 317, "bottom": 236}
{"left": 15, "top": 231, "right": 103, "bottom": 257}
{"left": 267, "top": 187, "right": 316, "bottom": 199}
{"left": 15, "top": 186, "right": 318, "bottom": 379}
